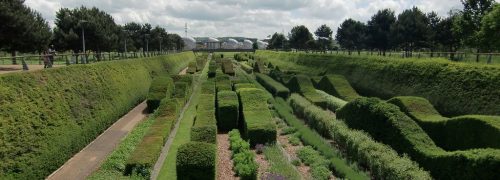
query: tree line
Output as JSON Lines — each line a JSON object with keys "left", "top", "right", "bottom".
{"left": 267, "top": 0, "right": 499, "bottom": 60}
{"left": 0, "top": 0, "right": 185, "bottom": 63}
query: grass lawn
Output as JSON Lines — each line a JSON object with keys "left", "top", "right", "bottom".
{"left": 263, "top": 144, "right": 302, "bottom": 180}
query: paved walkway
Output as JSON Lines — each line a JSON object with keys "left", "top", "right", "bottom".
{"left": 46, "top": 102, "right": 148, "bottom": 180}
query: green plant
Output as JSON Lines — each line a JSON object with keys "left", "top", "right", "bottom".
{"left": 291, "top": 159, "right": 301, "bottom": 166}
{"left": 192, "top": 93, "right": 217, "bottom": 143}
{"left": 146, "top": 76, "right": 174, "bottom": 112}
{"left": 201, "top": 81, "right": 215, "bottom": 95}
{"left": 216, "top": 74, "right": 232, "bottom": 92}
{"left": 387, "top": 96, "right": 500, "bottom": 150}
{"left": 280, "top": 127, "right": 297, "bottom": 135}
{"left": 217, "top": 91, "right": 239, "bottom": 131}
{"left": 255, "top": 73, "right": 290, "bottom": 98}
{"left": 263, "top": 145, "right": 302, "bottom": 180}
{"left": 316, "top": 90, "right": 347, "bottom": 112}
{"left": 176, "top": 142, "right": 216, "bottom": 180}
{"left": 222, "top": 59, "right": 235, "bottom": 75}
{"left": 240, "top": 62, "right": 253, "bottom": 73}
{"left": 234, "top": 83, "right": 256, "bottom": 91}
{"left": 0, "top": 52, "right": 194, "bottom": 179}
{"left": 337, "top": 97, "right": 500, "bottom": 179}
{"left": 296, "top": 146, "right": 332, "bottom": 180}
{"left": 288, "top": 136, "right": 301, "bottom": 146}
{"left": 208, "top": 61, "right": 217, "bottom": 77}
{"left": 228, "top": 130, "right": 258, "bottom": 180}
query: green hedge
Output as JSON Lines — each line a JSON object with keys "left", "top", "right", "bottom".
{"left": 125, "top": 99, "right": 178, "bottom": 177}
{"left": 240, "top": 62, "right": 253, "bottom": 73}
{"left": 316, "top": 90, "right": 347, "bottom": 112}
{"left": 208, "top": 61, "right": 217, "bottom": 77}
{"left": 253, "top": 61, "right": 266, "bottom": 73}
{"left": 201, "top": 81, "right": 216, "bottom": 95}
{"left": 287, "top": 95, "right": 431, "bottom": 179}
{"left": 228, "top": 129, "right": 258, "bottom": 180}
{"left": 238, "top": 88, "right": 276, "bottom": 146}
{"left": 216, "top": 74, "right": 232, "bottom": 92}
{"left": 196, "top": 58, "right": 206, "bottom": 72}
{"left": 146, "top": 76, "right": 174, "bottom": 113}
{"left": 173, "top": 82, "right": 188, "bottom": 101}
{"left": 222, "top": 59, "right": 235, "bottom": 75}
{"left": 256, "top": 50, "right": 500, "bottom": 116}
{"left": 192, "top": 94, "right": 217, "bottom": 143}
{"left": 187, "top": 61, "right": 197, "bottom": 74}
{"left": 316, "top": 75, "right": 361, "bottom": 101}
{"left": 234, "top": 83, "right": 256, "bottom": 91}
{"left": 0, "top": 52, "right": 194, "bottom": 179}
{"left": 286, "top": 75, "right": 326, "bottom": 108}
{"left": 176, "top": 142, "right": 216, "bottom": 180}
{"left": 337, "top": 97, "right": 500, "bottom": 180}
{"left": 171, "top": 74, "right": 193, "bottom": 87}
{"left": 217, "top": 91, "right": 239, "bottom": 131}
{"left": 255, "top": 73, "right": 290, "bottom": 99}
{"left": 388, "top": 96, "right": 500, "bottom": 150}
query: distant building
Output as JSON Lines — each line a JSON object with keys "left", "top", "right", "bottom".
{"left": 182, "top": 37, "right": 196, "bottom": 50}
{"left": 257, "top": 40, "right": 268, "bottom": 49}
{"left": 222, "top": 38, "right": 239, "bottom": 49}
{"left": 242, "top": 39, "right": 253, "bottom": 49}
{"left": 206, "top": 37, "right": 221, "bottom": 49}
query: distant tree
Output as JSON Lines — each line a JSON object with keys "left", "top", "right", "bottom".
{"left": 166, "top": 33, "right": 184, "bottom": 50}
{"left": 53, "top": 6, "right": 119, "bottom": 57}
{"left": 366, "top": 9, "right": 396, "bottom": 55}
{"left": 391, "top": 7, "right": 431, "bottom": 57}
{"left": 314, "top": 24, "right": 333, "bottom": 51}
{"left": 306, "top": 39, "right": 317, "bottom": 50}
{"left": 252, "top": 41, "right": 258, "bottom": 50}
{"left": 458, "top": 0, "right": 495, "bottom": 56}
{"left": 0, "top": 0, "right": 52, "bottom": 64}
{"left": 149, "top": 26, "right": 167, "bottom": 51}
{"left": 289, "top": 25, "right": 314, "bottom": 50}
{"left": 123, "top": 22, "right": 143, "bottom": 51}
{"left": 436, "top": 11, "right": 463, "bottom": 60}
{"left": 336, "top": 19, "right": 366, "bottom": 55}
{"left": 267, "top": 32, "right": 286, "bottom": 49}
{"left": 141, "top": 23, "right": 152, "bottom": 55}
{"left": 427, "top": 11, "right": 441, "bottom": 55}
{"left": 478, "top": 3, "right": 500, "bottom": 55}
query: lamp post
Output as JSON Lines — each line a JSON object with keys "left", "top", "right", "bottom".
{"left": 79, "top": 20, "right": 89, "bottom": 64}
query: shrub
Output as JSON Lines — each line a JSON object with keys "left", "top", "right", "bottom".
{"left": 201, "top": 81, "right": 215, "bottom": 95}
{"left": 255, "top": 73, "right": 290, "bottom": 98}
{"left": 171, "top": 74, "right": 193, "bottom": 87}
{"left": 173, "top": 82, "right": 188, "bottom": 99}
{"left": 216, "top": 74, "right": 232, "bottom": 92}
{"left": 234, "top": 83, "right": 256, "bottom": 92}
{"left": 286, "top": 75, "right": 326, "bottom": 108}
{"left": 228, "top": 130, "right": 258, "bottom": 180}
{"left": 256, "top": 50, "right": 500, "bottom": 116}
{"left": 208, "top": 61, "right": 217, "bottom": 77}
{"left": 217, "top": 91, "right": 239, "bottom": 131}
{"left": 238, "top": 88, "right": 276, "bottom": 146}
{"left": 282, "top": 96, "right": 431, "bottom": 180}
{"left": 192, "top": 95, "right": 217, "bottom": 143}
{"left": 296, "top": 146, "right": 332, "bottom": 180}
{"left": 176, "top": 142, "right": 216, "bottom": 180}
{"left": 146, "top": 76, "right": 174, "bottom": 112}
{"left": 387, "top": 96, "right": 500, "bottom": 150}
{"left": 253, "top": 60, "right": 266, "bottom": 73}
{"left": 337, "top": 97, "right": 500, "bottom": 180}
{"left": 316, "top": 75, "right": 361, "bottom": 101}
{"left": 196, "top": 58, "right": 206, "bottom": 71}
{"left": 222, "top": 59, "right": 235, "bottom": 75}
{"left": 125, "top": 100, "right": 178, "bottom": 177}
{"left": 187, "top": 61, "right": 197, "bottom": 74}
{"left": 241, "top": 62, "right": 253, "bottom": 73}
{"left": 316, "top": 90, "right": 347, "bottom": 112}
{"left": 0, "top": 52, "right": 195, "bottom": 179}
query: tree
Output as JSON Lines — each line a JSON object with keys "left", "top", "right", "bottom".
{"left": 166, "top": 33, "right": 184, "bottom": 50}
{"left": 314, "top": 24, "right": 333, "bottom": 51}
{"left": 252, "top": 41, "right": 258, "bottom": 50}
{"left": 366, "top": 9, "right": 396, "bottom": 55}
{"left": 0, "top": 0, "right": 52, "bottom": 64}
{"left": 458, "top": 0, "right": 495, "bottom": 53}
{"left": 427, "top": 11, "right": 441, "bottom": 55}
{"left": 434, "top": 11, "right": 463, "bottom": 60}
{"left": 267, "top": 32, "right": 286, "bottom": 49}
{"left": 149, "top": 25, "right": 167, "bottom": 51}
{"left": 336, "top": 19, "right": 366, "bottom": 55}
{"left": 391, "top": 7, "right": 431, "bottom": 57}
{"left": 53, "top": 6, "right": 119, "bottom": 57}
{"left": 478, "top": 3, "right": 500, "bottom": 54}
{"left": 123, "top": 22, "right": 143, "bottom": 51}
{"left": 288, "top": 25, "right": 313, "bottom": 50}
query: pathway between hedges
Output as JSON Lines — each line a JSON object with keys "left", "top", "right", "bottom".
{"left": 46, "top": 101, "right": 148, "bottom": 180}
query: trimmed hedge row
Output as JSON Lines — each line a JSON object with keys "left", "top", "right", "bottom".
{"left": 216, "top": 74, "right": 232, "bottom": 92}
{"left": 176, "top": 142, "right": 216, "bottom": 180}
{"left": 201, "top": 81, "right": 216, "bottom": 95}
{"left": 0, "top": 52, "right": 194, "bottom": 179}
{"left": 228, "top": 129, "right": 258, "bottom": 180}
{"left": 234, "top": 83, "right": 256, "bottom": 91}
{"left": 315, "top": 75, "right": 361, "bottom": 101}
{"left": 187, "top": 61, "right": 197, "bottom": 74}
{"left": 387, "top": 96, "right": 500, "bottom": 150}
{"left": 286, "top": 75, "right": 326, "bottom": 108}
{"left": 255, "top": 73, "right": 290, "bottom": 99}
{"left": 253, "top": 60, "right": 266, "bottom": 73}
{"left": 196, "top": 58, "right": 206, "bottom": 72}
{"left": 125, "top": 99, "right": 179, "bottom": 177}
{"left": 256, "top": 50, "right": 500, "bottom": 116}
{"left": 238, "top": 88, "right": 276, "bottom": 146}
{"left": 217, "top": 91, "right": 239, "bottom": 132}
{"left": 240, "top": 62, "right": 253, "bottom": 73}
{"left": 316, "top": 90, "right": 347, "bottom": 112}
{"left": 337, "top": 97, "right": 500, "bottom": 180}
{"left": 208, "top": 61, "right": 217, "bottom": 77}
{"left": 222, "top": 59, "right": 235, "bottom": 75}
{"left": 192, "top": 94, "right": 217, "bottom": 143}
{"left": 288, "top": 94, "right": 431, "bottom": 179}
{"left": 146, "top": 75, "right": 174, "bottom": 112}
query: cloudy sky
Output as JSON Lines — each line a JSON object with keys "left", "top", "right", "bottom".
{"left": 25, "top": 0, "right": 470, "bottom": 39}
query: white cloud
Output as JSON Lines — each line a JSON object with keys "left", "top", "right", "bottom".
{"left": 25, "top": 0, "right": 472, "bottom": 39}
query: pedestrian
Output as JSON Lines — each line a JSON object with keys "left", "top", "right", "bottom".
{"left": 48, "top": 45, "right": 56, "bottom": 68}
{"left": 42, "top": 50, "right": 49, "bottom": 68}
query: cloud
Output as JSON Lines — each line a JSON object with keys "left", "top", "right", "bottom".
{"left": 25, "top": 0, "right": 470, "bottom": 39}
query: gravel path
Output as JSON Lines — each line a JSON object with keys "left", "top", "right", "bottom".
{"left": 277, "top": 126, "right": 311, "bottom": 180}
{"left": 254, "top": 150, "right": 269, "bottom": 179}
{"left": 217, "top": 133, "right": 239, "bottom": 180}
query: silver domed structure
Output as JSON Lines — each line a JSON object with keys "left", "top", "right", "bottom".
{"left": 257, "top": 40, "right": 268, "bottom": 50}
{"left": 182, "top": 37, "right": 196, "bottom": 50}
{"left": 242, "top": 39, "right": 253, "bottom": 49}
{"left": 223, "top": 38, "right": 239, "bottom": 49}
{"left": 206, "top": 37, "right": 220, "bottom": 49}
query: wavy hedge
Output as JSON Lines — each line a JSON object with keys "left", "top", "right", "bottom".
{"left": 316, "top": 90, "right": 347, "bottom": 113}
{"left": 176, "top": 142, "right": 216, "bottom": 180}
{"left": 337, "top": 97, "right": 500, "bottom": 179}
{"left": 256, "top": 50, "right": 500, "bottom": 116}
{"left": 255, "top": 73, "right": 290, "bottom": 99}
{"left": 238, "top": 88, "right": 276, "bottom": 146}
{"left": 125, "top": 99, "right": 179, "bottom": 177}
{"left": 315, "top": 75, "right": 361, "bottom": 101}
{"left": 286, "top": 75, "right": 326, "bottom": 108}
{"left": 288, "top": 94, "right": 431, "bottom": 179}
{"left": 0, "top": 52, "right": 194, "bottom": 179}
{"left": 387, "top": 96, "right": 500, "bottom": 150}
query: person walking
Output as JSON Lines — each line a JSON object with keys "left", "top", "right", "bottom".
{"left": 42, "top": 50, "right": 49, "bottom": 68}
{"left": 48, "top": 45, "right": 56, "bottom": 68}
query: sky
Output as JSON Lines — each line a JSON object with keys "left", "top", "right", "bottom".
{"left": 25, "top": 0, "right": 468, "bottom": 39}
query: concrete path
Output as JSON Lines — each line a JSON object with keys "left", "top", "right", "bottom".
{"left": 46, "top": 101, "right": 148, "bottom": 180}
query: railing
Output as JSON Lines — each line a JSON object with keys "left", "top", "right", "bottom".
{"left": 0, "top": 51, "right": 179, "bottom": 70}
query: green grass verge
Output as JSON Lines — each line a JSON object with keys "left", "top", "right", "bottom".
{"left": 263, "top": 144, "right": 302, "bottom": 180}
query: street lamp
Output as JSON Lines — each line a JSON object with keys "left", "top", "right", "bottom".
{"left": 79, "top": 20, "right": 89, "bottom": 64}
